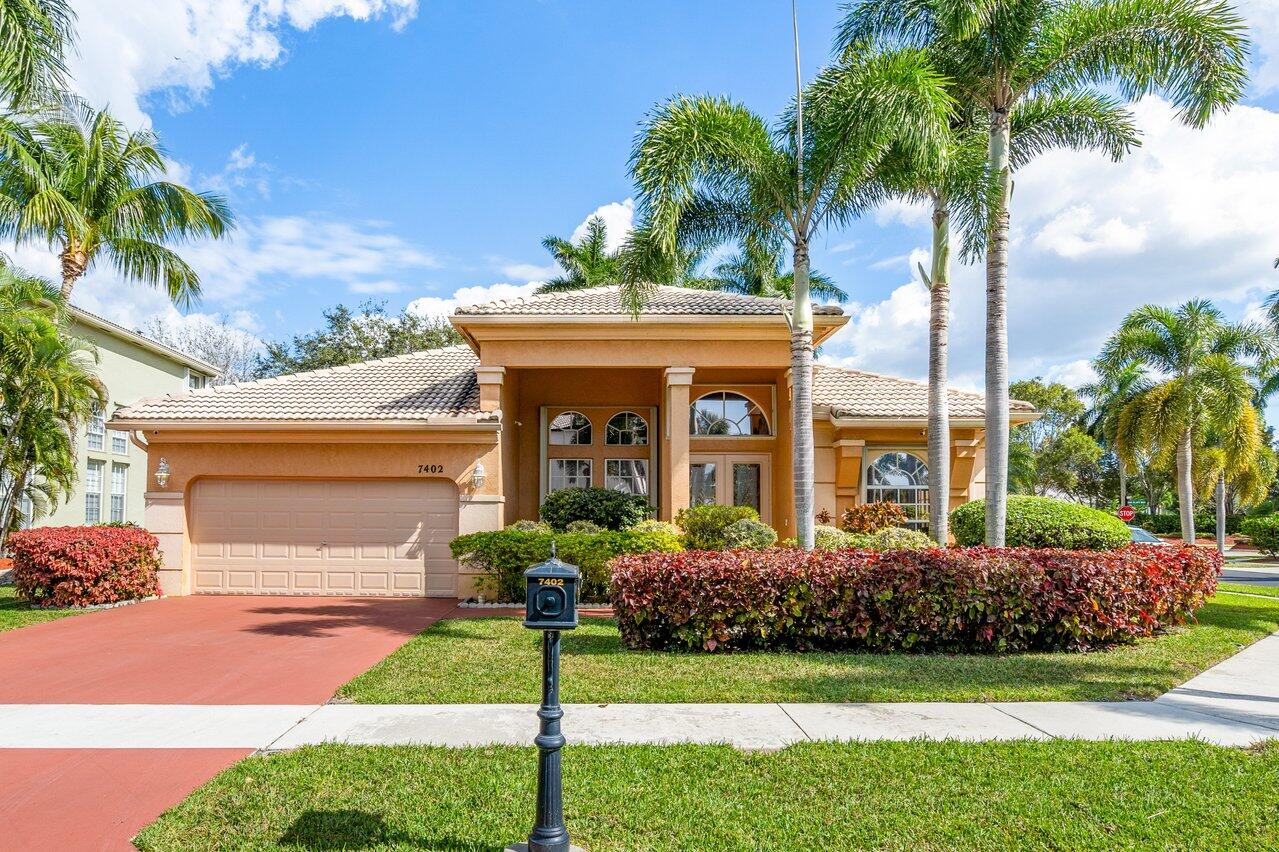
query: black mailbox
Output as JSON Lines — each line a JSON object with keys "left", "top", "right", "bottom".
{"left": 523, "top": 544, "right": 579, "bottom": 630}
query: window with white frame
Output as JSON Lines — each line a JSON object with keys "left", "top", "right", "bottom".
{"left": 85, "top": 460, "right": 104, "bottom": 523}
{"left": 605, "top": 412, "right": 648, "bottom": 445}
{"left": 110, "top": 429, "right": 128, "bottom": 454}
{"left": 110, "top": 463, "right": 127, "bottom": 523}
{"left": 548, "top": 459, "right": 592, "bottom": 491}
{"left": 865, "top": 451, "right": 929, "bottom": 530}
{"left": 690, "top": 392, "right": 770, "bottom": 436}
{"left": 87, "top": 404, "right": 105, "bottom": 451}
{"left": 18, "top": 493, "right": 33, "bottom": 527}
{"left": 187, "top": 370, "right": 208, "bottom": 390}
{"left": 605, "top": 459, "right": 648, "bottom": 496}
{"left": 549, "top": 411, "right": 592, "bottom": 445}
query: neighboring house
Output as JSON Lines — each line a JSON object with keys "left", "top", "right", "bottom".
{"left": 21, "top": 307, "right": 218, "bottom": 530}
{"left": 110, "top": 286, "right": 1036, "bottom": 598}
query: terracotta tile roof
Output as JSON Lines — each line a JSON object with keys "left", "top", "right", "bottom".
{"left": 112, "top": 346, "right": 482, "bottom": 423}
{"left": 813, "top": 363, "right": 1036, "bottom": 419}
{"left": 453, "top": 285, "right": 845, "bottom": 317}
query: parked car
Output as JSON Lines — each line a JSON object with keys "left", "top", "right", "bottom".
{"left": 1128, "top": 526, "right": 1168, "bottom": 545}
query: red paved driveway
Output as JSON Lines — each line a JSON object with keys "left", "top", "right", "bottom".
{"left": 0, "top": 594, "right": 458, "bottom": 849}
{"left": 0, "top": 594, "right": 459, "bottom": 703}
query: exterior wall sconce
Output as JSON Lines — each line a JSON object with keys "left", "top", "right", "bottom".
{"left": 155, "top": 458, "right": 170, "bottom": 489}
{"left": 472, "top": 461, "right": 486, "bottom": 490}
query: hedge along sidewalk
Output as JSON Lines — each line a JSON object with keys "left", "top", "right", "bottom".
{"left": 337, "top": 592, "right": 1279, "bottom": 705}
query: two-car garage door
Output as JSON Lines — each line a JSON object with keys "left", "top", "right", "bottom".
{"left": 190, "top": 479, "right": 459, "bottom": 597}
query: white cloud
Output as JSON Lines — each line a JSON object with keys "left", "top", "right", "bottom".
{"left": 570, "top": 199, "right": 634, "bottom": 252}
{"left": 203, "top": 144, "right": 274, "bottom": 199}
{"left": 1032, "top": 206, "right": 1148, "bottom": 259}
{"left": 1243, "top": 0, "right": 1279, "bottom": 94}
{"left": 499, "top": 261, "right": 560, "bottom": 281}
{"left": 66, "top": 0, "right": 418, "bottom": 127}
{"left": 1042, "top": 359, "right": 1098, "bottom": 389}
{"left": 348, "top": 279, "right": 405, "bottom": 294}
{"left": 406, "top": 282, "right": 540, "bottom": 320}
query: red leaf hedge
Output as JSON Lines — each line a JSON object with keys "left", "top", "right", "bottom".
{"left": 9, "top": 526, "right": 163, "bottom": 608}
{"left": 610, "top": 545, "right": 1219, "bottom": 653}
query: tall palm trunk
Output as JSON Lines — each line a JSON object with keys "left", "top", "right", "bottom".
{"left": 1176, "top": 429, "right": 1195, "bottom": 543}
{"left": 984, "top": 108, "right": 1012, "bottom": 547}
{"left": 926, "top": 193, "right": 951, "bottom": 544}
{"left": 792, "top": 237, "right": 816, "bottom": 551}
{"left": 1118, "top": 462, "right": 1127, "bottom": 508}
{"left": 59, "top": 244, "right": 87, "bottom": 301}
{"left": 1215, "top": 474, "right": 1226, "bottom": 555}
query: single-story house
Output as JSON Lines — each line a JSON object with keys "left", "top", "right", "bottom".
{"left": 110, "top": 286, "right": 1036, "bottom": 598}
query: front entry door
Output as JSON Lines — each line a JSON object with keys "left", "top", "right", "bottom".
{"left": 689, "top": 453, "right": 771, "bottom": 523}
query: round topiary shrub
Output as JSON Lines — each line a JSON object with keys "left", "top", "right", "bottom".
{"left": 722, "top": 518, "right": 778, "bottom": 550}
{"left": 1241, "top": 514, "right": 1279, "bottom": 556}
{"left": 539, "top": 487, "right": 654, "bottom": 531}
{"left": 950, "top": 495, "right": 1130, "bottom": 550}
{"left": 675, "top": 504, "right": 761, "bottom": 550}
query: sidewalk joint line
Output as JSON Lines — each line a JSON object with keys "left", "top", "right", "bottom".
{"left": 990, "top": 704, "right": 1056, "bottom": 739}
{"left": 776, "top": 703, "right": 813, "bottom": 741}
{"left": 262, "top": 704, "right": 326, "bottom": 752}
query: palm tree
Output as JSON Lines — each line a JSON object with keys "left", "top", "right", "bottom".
{"left": 708, "top": 240, "right": 847, "bottom": 302}
{"left": 840, "top": 0, "right": 1249, "bottom": 546}
{"left": 1099, "top": 301, "right": 1268, "bottom": 543}
{"left": 627, "top": 45, "right": 951, "bottom": 549}
{"left": 1195, "top": 423, "right": 1274, "bottom": 554}
{"left": 1081, "top": 361, "right": 1151, "bottom": 508}
{"left": 536, "top": 216, "right": 622, "bottom": 293}
{"left": 0, "top": 0, "right": 74, "bottom": 109}
{"left": 0, "top": 99, "right": 233, "bottom": 304}
{"left": 0, "top": 268, "right": 103, "bottom": 545}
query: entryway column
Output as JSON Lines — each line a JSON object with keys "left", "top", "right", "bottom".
{"left": 145, "top": 490, "right": 189, "bottom": 596}
{"left": 834, "top": 438, "right": 865, "bottom": 519}
{"left": 475, "top": 366, "right": 505, "bottom": 413}
{"left": 662, "top": 367, "right": 695, "bottom": 521}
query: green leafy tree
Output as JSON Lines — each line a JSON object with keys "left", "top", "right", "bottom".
{"left": 0, "top": 268, "right": 103, "bottom": 545}
{"left": 255, "top": 301, "right": 463, "bottom": 378}
{"left": 1099, "top": 300, "right": 1268, "bottom": 542}
{"left": 0, "top": 99, "right": 233, "bottom": 304}
{"left": 1008, "top": 378, "right": 1103, "bottom": 498}
{"left": 626, "top": 45, "right": 951, "bottom": 548}
{"left": 840, "top": 0, "right": 1249, "bottom": 545}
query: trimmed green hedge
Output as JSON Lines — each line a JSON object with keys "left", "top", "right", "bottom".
{"left": 675, "top": 504, "right": 760, "bottom": 550}
{"left": 451, "top": 528, "right": 682, "bottom": 602}
{"left": 1134, "top": 512, "right": 1243, "bottom": 536}
{"left": 950, "top": 496, "right": 1129, "bottom": 550}
{"left": 539, "top": 487, "right": 653, "bottom": 531}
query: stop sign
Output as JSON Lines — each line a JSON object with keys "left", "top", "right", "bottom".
{"left": 1117, "top": 505, "right": 1136, "bottom": 523}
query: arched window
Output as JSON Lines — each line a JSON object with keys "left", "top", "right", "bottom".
{"left": 865, "top": 452, "right": 929, "bottom": 530}
{"left": 606, "top": 411, "right": 648, "bottom": 445}
{"left": 690, "top": 392, "right": 770, "bottom": 436}
{"left": 549, "top": 411, "right": 592, "bottom": 445}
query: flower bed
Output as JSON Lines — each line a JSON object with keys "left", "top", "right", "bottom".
{"left": 9, "top": 526, "right": 163, "bottom": 608}
{"left": 610, "top": 545, "right": 1219, "bottom": 653}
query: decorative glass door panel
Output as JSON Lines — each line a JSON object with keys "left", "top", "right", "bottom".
{"left": 690, "top": 462, "right": 718, "bottom": 506}
{"left": 689, "top": 454, "right": 770, "bottom": 522}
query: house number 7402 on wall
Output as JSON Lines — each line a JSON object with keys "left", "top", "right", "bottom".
{"left": 417, "top": 464, "right": 445, "bottom": 474}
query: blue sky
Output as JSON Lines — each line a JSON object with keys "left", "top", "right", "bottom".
{"left": 30, "top": 1, "right": 1279, "bottom": 416}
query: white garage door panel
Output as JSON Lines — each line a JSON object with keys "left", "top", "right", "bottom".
{"left": 191, "top": 479, "right": 458, "bottom": 597}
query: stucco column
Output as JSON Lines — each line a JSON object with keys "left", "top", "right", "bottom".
{"left": 475, "top": 366, "right": 505, "bottom": 414}
{"left": 833, "top": 438, "right": 865, "bottom": 519}
{"left": 663, "top": 367, "right": 695, "bottom": 521}
{"left": 145, "top": 490, "right": 189, "bottom": 596}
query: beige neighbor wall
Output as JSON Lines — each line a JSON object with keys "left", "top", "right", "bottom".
{"left": 139, "top": 430, "right": 500, "bottom": 597}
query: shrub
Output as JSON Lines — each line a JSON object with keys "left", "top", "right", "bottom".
{"left": 722, "top": 518, "right": 778, "bottom": 550}
{"left": 539, "top": 487, "right": 653, "bottom": 532}
{"left": 9, "top": 526, "right": 163, "bottom": 608}
{"left": 675, "top": 504, "right": 760, "bottom": 550}
{"left": 611, "top": 545, "right": 1219, "bottom": 653}
{"left": 1134, "top": 512, "right": 1243, "bottom": 536}
{"left": 630, "top": 519, "right": 681, "bottom": 537}
{"left": 509, "top": 519, "right": 552, "bottom": 533}
{"left": 1241, "top": 515, "right": 1279, "bottom": 556}
{"left": 841, "top": 502, "right": 907, "bottom": 534}
{"left": 565, "top": 519, "right": 605, "bottom": 534}
{"left": 451, "top": 527, "right": 682, "bottom": 602}
{"left": 950, "top": 496, "right": 1129, "bottom": 550}
{"left": 863, "top": 526, "right": 933, "bottom": 550}
{"left": 813, "top": 525, "right": 852, "bottom": 551}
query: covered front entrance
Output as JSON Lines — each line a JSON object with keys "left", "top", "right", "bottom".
{"left": 189, "top": 478, "right": 459, "bottom": 597}
{"left": 689, "top": 453, "right": 772, "bottom": 523}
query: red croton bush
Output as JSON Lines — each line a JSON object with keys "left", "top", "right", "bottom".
{"left": 9, "top": 526, "right": 163, "bottom": 608}
{"left": 610, "top": 545, "right": 1219, "bottom": 653}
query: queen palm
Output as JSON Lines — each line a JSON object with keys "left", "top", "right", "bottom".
{"left": 709, "top": 239, "right": 847, "bottom": 302}
{"left": 627, "top": 46, "right": 951, "bottom": 548}
{"left": 536, "top": 216, "right": 621, "bottom": 293}
{"left": 1099, "top": 301, "right": 1268, "bottom": 543}
{"left": 840, "top": 0, "right": 1249, "bottom": 545}
{"left": 0, "top": 0, "right": 74, "bottom": 109}
{"left": 1081, "top": 360, "right": 1150, "bottom": 508}
{"left": 1195, "top": 422, "right": 1273, "bottom": 553}
{"left": 0, "top": 100, "right": 233, "bottom": 304}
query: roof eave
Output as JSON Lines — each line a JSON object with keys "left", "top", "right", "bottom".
{"left": 109, "top": 416, "right": 499, "bottom": 432}
{"left": 70, "top": 307, "right": 221, "bottom": 376}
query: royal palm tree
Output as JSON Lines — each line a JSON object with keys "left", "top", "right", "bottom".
{"left": 0, "top": 99, "right": 233, "bottom": 304}
{"left": 627, "top": 45, "right": 951, "bottom": 549}
{"left": 1099, "top": 301, "right": 1268, "bottom": 543}
{"left": 0, "top": 0, "right": 74, "bottom": 109}
{"left": 839, "top": 0, "right": 1249, "bottom": 545}
{"left": 0, "top": 269, "right": 103, "bottom": 545}
{"left": 1081, "top": 360, "right": 1151, "bottom": 508}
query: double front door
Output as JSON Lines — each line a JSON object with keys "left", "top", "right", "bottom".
{"left": 689, "top": 453, "right": 771, "bottom": 523}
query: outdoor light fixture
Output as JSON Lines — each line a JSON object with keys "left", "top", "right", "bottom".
{"left": 155, "top": 458, "right": 170, "bottom": 489}
{"left": 472, "top": 461, "right": 486, "bottom": 490}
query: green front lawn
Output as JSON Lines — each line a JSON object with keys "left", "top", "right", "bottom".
{"left": 0, "top": 585, "right": 83, "bottom": 632}
{"left": 339, "top": 592, "right": 1279, "bottom": 704}
{"left": 136, "top": 740, "right": 1279, "bottom": 851}
{"left": 1219, "top": 582, "right": 1279, "bottom": 598}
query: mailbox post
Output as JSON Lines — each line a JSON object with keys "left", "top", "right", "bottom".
{"left": 508, "top": 544, "right": 580, "bottom": 852}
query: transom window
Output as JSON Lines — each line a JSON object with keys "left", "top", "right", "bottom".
{"left": 549, "top": 411, "right": 592, "bottom": 445}
{"left": 865, "top": 452, "right": 929, "bottom": 530}
{"left": 606, "top": 459, "right": 649, "bottom": 496}
{"left": 606, "top": 411, "right": 648, "bottom": 446}
{"left": 690, "top": 392, "right": 770, "bottom": 436}
{"left": 549, "top": 459, "right": 592, "bottom": 491}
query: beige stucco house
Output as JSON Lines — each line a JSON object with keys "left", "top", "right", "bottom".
{"left": 110, "top": 287, "right": 1035, "bottom": 598}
